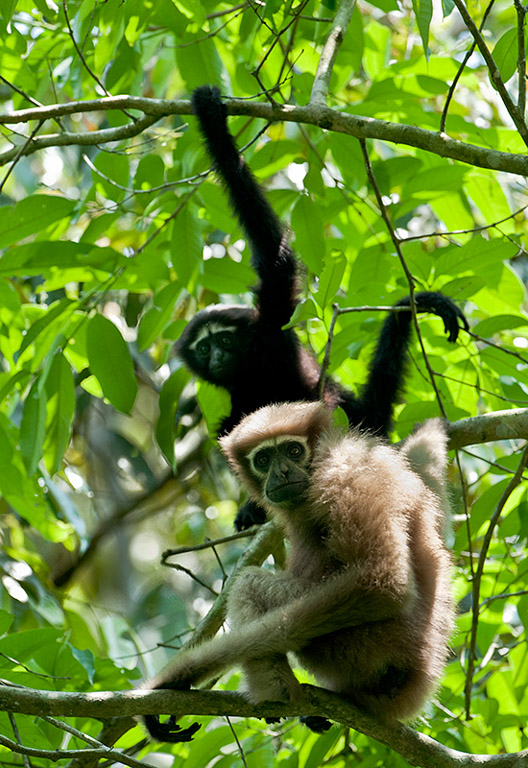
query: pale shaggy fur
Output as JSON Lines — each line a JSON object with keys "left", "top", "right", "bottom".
{"left": 144, "top": 402, "right": 453, "bottom": 737}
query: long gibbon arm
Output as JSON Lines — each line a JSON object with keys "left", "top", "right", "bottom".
{"left": 192, "top": 85, "right": 297, "bottom": 327}
{"left": 349, "top": 291, "right": 469, "bottom": 435}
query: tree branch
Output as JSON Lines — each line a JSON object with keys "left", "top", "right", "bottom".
{"left": 447, "top": 408, "right": 528, "bottom": 450}
{"left": 310, "top": 0, "right": 357, "bottom": 105}
{"left": 1, "top": 684, "right": 528, "bottom": 768}
{"left": 464, "top": 444, "right": 528, "bottom": 718}
{"left": 2, "top": 98, "right": 528, "bottom": 176}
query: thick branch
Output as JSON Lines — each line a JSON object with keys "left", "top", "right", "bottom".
{"left": 447, "top": 408, "right": 528, "bottom": 450}
{"left": 1, "top": 685, "right": 527, "bottom": 768}
{"left": 2, "top": 98, "right": 528, "bottom": 176}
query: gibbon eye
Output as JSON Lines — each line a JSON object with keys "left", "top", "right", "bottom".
{"left": 287, "top": 442, "right": 304, "bottom": 459}
{"left": 196, "top": 340, "right": 210, "bottom": 357}
{"left": 218, "top": 333, "right": 235, "bottom": 350}
{"left": 253, "top": 451, "right": 270, "bottom": 471}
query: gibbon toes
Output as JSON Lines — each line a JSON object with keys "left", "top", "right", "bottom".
{"left": 144, "top": 715, "right": 202, "bottom": 743}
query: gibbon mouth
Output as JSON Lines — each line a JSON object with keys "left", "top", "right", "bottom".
{"left": 267, "top": 481, "right": 308, "bottom": 502}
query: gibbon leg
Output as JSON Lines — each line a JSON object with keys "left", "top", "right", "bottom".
{"left": 228, "top": 567, "right": 308, "bottom": 704}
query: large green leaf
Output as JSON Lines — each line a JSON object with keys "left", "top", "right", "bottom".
{"left": 156, "top": 367, "right": 191, "bottom": 468}
{"left": 411, "top": 0, "right": 432, "bottom": 56}
{"left": 19, "top": 376, "right": 47, "bottom": 476}
{"left": 86, "top": 314, "right": 138, "bottom": 414}
{"left": 43, "top": 353, "right": 76, "bottom": 475}
{"left": 291, "top": 195, "right": 325, "bottom": 273}
{"left": 175, "top": 35, "right": 224, "bottom": 90}
{"left": 171, "top": 205, "right": 203, "bottom": 288}
{"left": 0, "top": 241, "right": 124, "bottom": 276}
{"left": 492, "top": 29, "right": 518, "bottom": 86}
{"left": 137, "top": 282, "right": 181, "bottom": 351}
{"left": 0, "top": 196, "right": 75, "bottom": 249}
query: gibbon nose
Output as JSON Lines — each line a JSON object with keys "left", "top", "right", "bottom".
{"left": 209, "top": 348, "right": 225, "bottom": 370}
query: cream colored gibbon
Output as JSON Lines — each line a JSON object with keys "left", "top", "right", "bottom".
{"left": 143, "top": 402, "right": 453, "bottom": 742}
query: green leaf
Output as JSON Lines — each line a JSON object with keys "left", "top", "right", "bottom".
{"left": 0, "top": 241, "right": 123, "bottom": 277}
{"left": 156, "top": 367, "right": 191, "bottom": 467}
{"left": 412, "top": 0, "right": 432, "bottom": 57}
{"left": 17, "top": 298, "right": 74, "bottom": 360}
{"left": 315, "top": 252, "right": 347, "bottom": 309}
{"left": 137, "top": 282, "right": 181, "bottom": 351}
{"left": 282, "top": 298, "right": 320, "bottom": 329}
{"left": 172, "top": 205, "right": 203, "bottom": 288}
{"left": 134, "top": 154, "right": 165, "bottom": 190}
{"left": 492, "top": 29, "right": 518, "bottom": 86}
{"left": 43, "top": 354, "right": 76, "bottom": 475}
{"left": 291, "top": 196, "right": 325, "bottom": 273}
{"left": 86, "top": 314, "right": 138, "bottom": 414}
{"left": 201, "top": 256, "right": 255, "bottom": 295}
{"left": 175, "top": 35, "right": 224, "bottom": 91}
{"left": 93, "top": 150, "right": 130, "bottom": 200}
{"left": 0, "top": 0, "right": 17, "bottom": 23}
{"left": 474, "top": 315, "right": 528, "bottom": 336}
{"left": 196, "top": 381, "right": 231, "bottom": 436}
{"left": 0, "top": 611, "right": 13, "bottom": 636}
{"left": 19, "top": 377, "right": 47, "bottom": 476}
{"left": 0, "top": 196, "right": 75, "bottom": 249}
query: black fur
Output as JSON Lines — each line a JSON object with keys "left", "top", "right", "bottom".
{"left": 180, "top": 85, "right": 468, "bottom": 530}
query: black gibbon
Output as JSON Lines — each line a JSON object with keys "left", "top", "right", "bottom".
{"left": 179, "top": 85, "right": 467, "bottom": 530}
{"left": 142, "top": 401, "right": 453, "bottom": 742}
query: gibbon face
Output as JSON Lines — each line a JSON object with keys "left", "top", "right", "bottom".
{"left": 176, "top": 306, "right": 255, "bottom": 386}
{"left": 246, "top": 436, "right": 312, "bottom": 505}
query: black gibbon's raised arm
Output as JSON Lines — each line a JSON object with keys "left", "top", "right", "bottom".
{"left": 178, "top": 85, "right": 468, "bottom": 529}
{"left": 142, "top": 402, "right": 453, "bottom": 742}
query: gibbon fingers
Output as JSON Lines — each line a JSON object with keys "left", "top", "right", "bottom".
{"left": 142, "top": 401, "right": 453, "bottom": 742}
{"left": 178, "top": 84, "right": 468, "bottom": 530}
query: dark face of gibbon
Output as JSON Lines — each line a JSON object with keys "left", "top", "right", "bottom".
{"left": 247, "top": 437, "right": 312, "bottom": 506}
{"left": 177, "top": 309, "right": 254, "bottom": 387}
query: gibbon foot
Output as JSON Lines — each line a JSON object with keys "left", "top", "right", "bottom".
{"left": 144, "top": 715, "right": 202, "bottom": 743}
{"left": 299, "top": 715, "right": 332, "bottom": 733}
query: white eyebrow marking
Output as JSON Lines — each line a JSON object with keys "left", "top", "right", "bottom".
{"left": 246, "top": 435, "right": 309, "bottom": 464}
{"left": 189, "top": 323, "right": 238, "bottom": 350}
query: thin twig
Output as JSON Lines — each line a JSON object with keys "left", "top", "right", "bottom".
{"left": 463, "top": 444, "right": 528, "bottom": 718}
{"left": 318, "top": 303, "right": 341, "bottom": 397}
{"left": 8, "top": 714, "right": 31, "bottom": 768}
{"left": 440, "top": 0, "right": 495, "bottom": 133}
{"left": 162, "top": 561, "right": 219, "bottom": 596}
{"left": 514, "top": 0, "right": 527, "bottom": 117}
{"left": 400, "top": 202, "right": 528, "bottom": 242}
{"left": 206, "top": 2, "right": 248, "bottom": 19}
{"left": 451, "top": 0, "right": 528, "bottom": 146}
{"left": 0, "top": 120, "right": 44, "bottom": 193}
{"left": 311, "top": 0, "right": 357, "bottom": 105}
{"left": 62, "top": 0, "right": 134, "bottom": 121}
{"left": 359, "top": 138, "right": 448, "bottom": 419}
{"left": 162, "top": 528, "right": 257, "bottom": 561}
{"left": 0, "top": 75, "right": 42, "bottom": 107}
